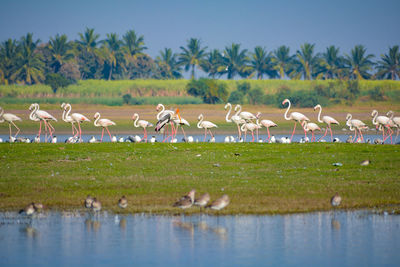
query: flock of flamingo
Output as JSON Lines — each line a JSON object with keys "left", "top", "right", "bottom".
{"left": 0, "top": 99, "right": 399, "bottom": 144}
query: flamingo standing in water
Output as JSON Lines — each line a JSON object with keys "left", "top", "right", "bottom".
{"left": 346, "top": 113, "right": 367, "bottom": 142}
{"left": 0, "top": 106, "right": 22, "bottom": 140}
{"left": 235, "top": 104, "right": 257, "bottom": 122}
{"left": 387, "top": 111, "right": 400, "bottom": 142}
{"left": 256, "top": 112, "right": 277, "bottom": 142}
{"left": 61, "top": 103, "right": 78, "bottom": 136}
{"left": 94, "top": 112, "right": 116, "bottom": 142}
{"left": 156, "top": 104, "right": 175, "bottom": 142}
{"left": 132, "top": 113, "right": 153, "bottom": 142}
{"left": 197, "top": 114, "right": 218, "bottom": 142}
{"left": 241, "top": 122, "right": 260, "bottom": 142}
{"left": 282, "top": 99, "right": 310, "bottom": 141}
{"left": 29, "top": 103, "right": 57, "bottom": 142}
{"left": 302, "top": 121, "right": 321, "bottom": 142}
{"left": 371, "top": 110, "right": 392, "bottom": 143}
{"left": 225, "top": 103, "right": 245, "bottom": 139}
{"left": 62, "top": 103, "right": 90, "bottom": 142}
{"left": 313, "top": 104, "right": 339, "bottom": 142}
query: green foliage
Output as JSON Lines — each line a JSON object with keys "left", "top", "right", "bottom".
{"left": 237, "top": 81, "right": 251, "bottom": 95}
{"left": 186, "top": 78, "right": 228, "bottom": 104}
{"left": 367, "top": 87, "right": 385, "bottom": 101}
{"left": 122, "top": 93, "right": 132, "bottom": 104}
{"left": 228, "top": 90, "right": 244, "bottom": 104}
{"left": 44, "top": 73, "right": 72, "bottom": 93}
{"left": 247, "top": 88, "right": 264, "bottom": 105}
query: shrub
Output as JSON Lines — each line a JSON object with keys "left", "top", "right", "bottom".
{"left": 237, "top": 81, "right": 251, "bottom": 95}
{"left": 228, "top": 90, "right": 244, "bottom": 104}
{"left": 122, "top": 94, "right": 132, "bottom": 104}
{"left": 367, "top": 87, "right": 385, "bottom": 101}
{"left": 247, "top": 88, "right": 264, "bottom": 105}
{"left": 186, "top": 78, "right": 228, "bottom": 104}
{"left": 44, "top": 73, "right": 72, "bottom": 93}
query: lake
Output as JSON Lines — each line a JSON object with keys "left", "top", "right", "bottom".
{"left": 1, "top": 210, "right": 399, "bottom": 266}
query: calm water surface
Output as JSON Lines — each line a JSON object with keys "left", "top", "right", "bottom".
{"left": 0, "top": 210, "right": 399, "bottom": 266}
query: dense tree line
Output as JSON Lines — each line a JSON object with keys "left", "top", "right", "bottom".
{"left": 0, "top": 28, "right": 399, "bottom": 87}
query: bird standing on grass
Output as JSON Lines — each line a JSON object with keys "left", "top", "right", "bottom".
{"left": 194, "top": 193, "right": 210, "bottom": 210}
{"left": 331, "top": 193, "right": 342, "bottom": 207}
{"left": 85, "top": 195, "right": 94, "bottom": 208}
{"left": 207, "top": 195, "right": 230, "bottom": 211}
{"left": 91, "top": 198, "right": 102, "bottom": 212}
{"left": 173, "top": 189, "right": 196, "bottom": 209}
{"left": 118, "top": 196, "right": 128, "bottom": 209}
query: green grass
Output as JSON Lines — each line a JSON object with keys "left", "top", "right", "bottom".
{"left": 0, "top": 143, "right": 399, "bottom": 215}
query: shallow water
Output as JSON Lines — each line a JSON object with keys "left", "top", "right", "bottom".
{"left": 0, "top": 210, "right": 399, "bottom": 266}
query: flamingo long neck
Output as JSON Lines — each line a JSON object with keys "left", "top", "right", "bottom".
{"left": 241, "top": 123, "right": 247, "bottom": 132}
{"left": 235, "top": 104, "right": 242, "bottom": 115}
{"left": 197, "top": 115, "right": 203, "bottom": 129}
{"left": 0, "top": 108, "right": 4, "bottom": 123}
{"left": 316, "top": 105, "right": 323, "bottom": 123}
{"left": 372, "top": 111, "right": 378, "bottom": 126}
{"left": 65, "top": 104, "right": 72, "bottom": 120}
{"left": 29, "top": 104, "right": 38, "bottom": 121}
{"left": 156, "top": 104, "right": 165, "bottom": 120}
{"left": 225, "top": 103, "right": 232, "bottom": 122}
{"left": 387, "top": 111, "right": 394, "bottom": 120}
{"left": 346, "top": 114, "right": 352, "bottom": 127}
{"left": 283, "top": 101, "right": 291, "bottom": 120}
{"left": 133, "top": 115, "right": 139, "bottom": 127}
{"left": 94, "top": 114, "right": 100, "bottom": 127}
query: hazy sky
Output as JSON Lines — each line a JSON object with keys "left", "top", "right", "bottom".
{"left": 1, "top": 0, "right": 399, "bottom": 59}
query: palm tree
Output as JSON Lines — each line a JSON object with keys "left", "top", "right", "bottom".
{"left": 250, "top": 46, "right": 277, "bottom": 79}
{"left": 295, "top": 43, "right": 319, "bottom": 80}
{"left": 376, "top": 45, "right": 400, "bottom": 80}
{"left": 319, "top": 45, "right": 345, "bottom": 79}
{"left": 344, "top": 45, "right": 375, "bottom": 79}
{"left": 221, "top": 43, "right": 251, "bottom": 79}
{"left": 122, "top": 29, "right": 147, "bottom": 56}
{"left": 200, "top": 49, "right": 224, "bottom": 79}
{"left": 155, "top": 48, "right": 182, "bottom": 79}
{"left": 272, "top": 45, "right": 295, "bottom": 79}
{"left": 178, "top": 38, "right": 207, "bottom": 79}
{"left": 11, "top": 33, "right": 45, "bottom": 84}
{"left": 77, "top": 27, "right": 100, "bottom": 53}
{"left": 47, "top": 34, "right": 74, "bottom": 73}
{"left": 101, "top": 33, "right": 122, "bottom": 80}
{"left": 0, "top": 38, "right": 19, "bottom": 84}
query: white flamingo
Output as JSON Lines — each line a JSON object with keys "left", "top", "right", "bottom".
{"left": 387, "top": 111, "right": 400, "bottom": 142}
{"left": 156, "top": 103, "right": 175, "bottom": 142}
{"left": 94, "top": 112, "right": 116, "bottom": 142}
{"left": 282, "top": 99, "right": 310, "bottom": 141}
{"left": 302, "top": 121, "right": 321, "bottom": 142}
{"left": 346, "top": 113, "right": 368, "bottom": 142}
{"left": 132, "top": 113, "right": 153, "bottom": 142}
{"left": 62, "top": 103, "right": 90, "bottom": 141}
{"left": 235, "top": 104, "right": 257, "bottom": 122}
{"left": 241, "top": 122, "right": 260, "bottom": 142}
{"left": 225, "top": 103, "right": 245, "bottom": 139}
{"left": 61, "top": 103, "right": 78, "bottom": 136}
{"left": 314, "top": 104, "right": 339, "bottom": 142}
{"left": 256, "top": 112, "right": 277, "bottom": 142}
{"left": 29, "top": 103, "right": 57, "bottom": 142}
{"left": 197, "top": 114, "right": 218, "bottom": 142}
{"left": 371, "top": 110, "right": 392, "bottom": 143}
{"left": 0, "top": 106, "right": 22, "bottom": 140}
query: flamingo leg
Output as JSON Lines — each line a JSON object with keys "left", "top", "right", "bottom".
{"left": 204, "top": 128, "right": 207, "bottom": 142}
{"left": 105, "top": 127, "right": 112, "bottom": 141}
{"left": 236, "top": 124, "right": 241, "bottom": 139}
{"left": 78, "top": 122, "right": 82, "bottom": 142}
{"left": 251, "top": 131, "right": 255, "bottom": 142}
{"left": 358, "top": 129, "right": 364, "bottom": 142}
{"left": 256, "top": 128, "right": 259, "bottom": 142}
{"left": 144, "top": 128, "right": 147, "bottom": 142}
{"left": 318, "top": 127, "right": 328, "bottom": 142}
{"left": 244, "top": 130, "right": 247, "bottom": 142}
{"left": 265, "top": 127, "right": 271, "bottom": 142}
{"left": 100, "top": 128, "right": 105, "bottom": 142}
{"left": 181, "top": 127, "right": 187, "bottom": 140}
{"left": 329, "top": 126, "right": 334, "bottom": 142}
{"left": 43, "top": 120, "right": 50, "bottom": 142}
{"left": 396, "top": 128, "right": 399, "bottom": 142}
{"left": 8, "top": 124, "right": 12, "bottom": 140}
{"left": 209, "top": 129, "right": 214, "bottom": 138}
{"left": 38, "top": 121, "right": 42, "bottom": 141}
{"left": 290, "top": 122, "right": 296, "bottom": 141}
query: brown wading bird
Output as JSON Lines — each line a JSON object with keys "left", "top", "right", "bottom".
{"left": 194, "top": 193, "right": 210, "bottom": 210}
{"left": 331, "top": 193, "right": 342, "bottom": 207}
{"left": 91, "top": 198, "right": 102, "bottom": 212}
{"left": 118, "top": 196, "right": 128, "bottom": 209}
{"left": 173, "top": 189, "right": 196, "bottom": 209}
{"left": 85, "top": 195, "right": 94, "bottom": 208}
{"left": 19, "top": 203, "right": 37, "bottom": 215}
{"left": 207, "top": 195, "right": 230, "bottom": 211}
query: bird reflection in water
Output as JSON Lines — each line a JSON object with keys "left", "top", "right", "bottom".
{"left": 173, "top": 220, "right": 194, "bottom": 236}
{"left": 331, "top": 219, "right": 341, "bottom": 230}
{"left": 119, "top": 218, "right": 127, "bottom": 230}
{"left": 196, "top": 221, "right": 228, "bottom": 240}
{"left": 21, "top": 226, "right": 39, "bottom": 238}
{"left": 85, "top": 218, "right": 101, "bottom": 232}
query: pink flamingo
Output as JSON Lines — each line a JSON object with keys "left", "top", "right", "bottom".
{"left": 132, "top": 113, "right": 153, "bottom": 142}
{"left": 61, "top": 103, "right": 78, "bottom": 136}
{"left": 63, "top": 103, "right": 90, "bottom": 141}
{"left": 387, "top": 111, "right": 400, "bottom": 142}
{"left": 256, "top": 112, "right": 277, "bottom": 142}
{"left": 240, "top": 122, "right": 260, "bottom": 142}
{"left": 302, "top": 121, "right": 321, "bottom": 142}
{"left": 314, "top": 104, "right": 339, "bottom": 142}
{"left": 346, "top": 113, "right": 367, "bottom": 142}
{"left": 282, "top": 99, "right": 310, "bottom": 141}
{"left": 29, "top": 103, "right": 57, "bottom": 142}
{"left": 225, "top": 103, "right": 245, "bottom": 139}
{"left": 371, "top": 110, "right": 392, "bottom": 143}
{"left": 0, "top": 106, "right": 22, "bottom": 140}
{"left": 197, "top": 114, "right": 217, "bottom": 142}
{"left": 94, "top": 112, "right": 116, "bottom": 142}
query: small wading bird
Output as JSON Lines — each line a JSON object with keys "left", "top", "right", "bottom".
{"left": 314, "top": 104, "right": 339, "bottom": 142}
{"left": 256, "top": 112, "right": 277, "bottom": 142}
{"left": 93, "top": 112, "right": 116, "bottom": 142}
{"left": 331, "top": 193, "right": 341, "bottom": 207}
{"left": 132, "top": 113, "right": 153, "bottom": 142}
{"left": 118, "top": 196, "right": 128, "bottom": 209}
{"left": 91, "top": 198, "right": 102, "bottom": 212}
{"left": 173, "top": 189, "right": 196, "bottom": 209}
{"left": 282, "top": 99, "right": 310, "bottom": 142}
{"left": 62, "top": 103, "right": 90, "bottom": 142}
{"left": 206, "top": 195, "right": 230, "bottom": 211}
{"left": 194, "top": 193, "right": 210, "bottom": 210}
{"left": 302, "top": 121, "right": 321, "bottom": 142}
{"left": 197, "top": 114, "right": 218, "bottom": 142}
{"left": 225, "top": 103, "right": 245, "bottom": 139}
{"left": 0, "top": 106, "right": 22, "bottom": 140}
{"left": 371, "top": 110, "right": 392, "bottom": 144}
{"left": 29, "top": 103, "right": 57, "bottom": 142}
{"left": 19, "top": 203, "right": 37, "bottom": 215}
{"left": 346, "top": 113, "right": 368, "bottom": 142}
{"left": 85, "top": 195, "right": 94, "bottom": 208}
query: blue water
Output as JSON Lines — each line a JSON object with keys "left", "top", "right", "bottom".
{"left": 0, "top": 211, "right": 399, "bottom": 266}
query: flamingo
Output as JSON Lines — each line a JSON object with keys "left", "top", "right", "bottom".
{"left": 29, "top": 103, "right": 57, "bottom": 142}
{"left": 172, "top": 108, "right": 190, "bottom": 140}
{"left": 62, "top": 103, "right": 90, "bottom": 142}
{"left": 225, "top": 103, "right": 245, "bottom": 139}
{"left": 235, "top": 104, "right": 257, "bottom": 122}
{"left": 156, "top": 103, "right": 175, "bottom": 142}
{"left": 282, "top": 99, "right": 310, "bottom": 141}
{"left": 371, "top": 110, "right": 392, "bottom": 143}
{"left": 241, "top": 122, "right": 260, "bottom": 142}
{"left": 256, "top": 112, "right": 277, "bottom": 142}
{"left": 94, "top": 112, "right": 116, "bottom": 142}
{"left": 61, "top": 103, "right": 77, "bottom": 136}
{"left": 0, "top": 106, "right": 22, "bottom": 140}
{"left": 387, "top": 111, "right": 400, "bottom": 142}
{"left": 197, "top": 114, "right": 218, "bottom": 142}
{"left": 302, "top": 121, "right": 321, "bottom": 142}
{"left": 346, "top": 113, "right": 368, "bottom": 142}
{"left": 132, "top": 113, "right": 153, "bottom": 142}
{"left": 155, "top": 109, "right": 179, "bottom": 142}
{"left": 314, "top": 104, "right": 339, "bottom": 142}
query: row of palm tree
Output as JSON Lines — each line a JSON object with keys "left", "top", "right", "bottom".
{"left": 0, "top": 28, "right": 399, "bottom": 85}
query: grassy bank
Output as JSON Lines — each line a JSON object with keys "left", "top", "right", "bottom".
{"left": 0, "top": 143, "right": 399, "bottom": 214}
